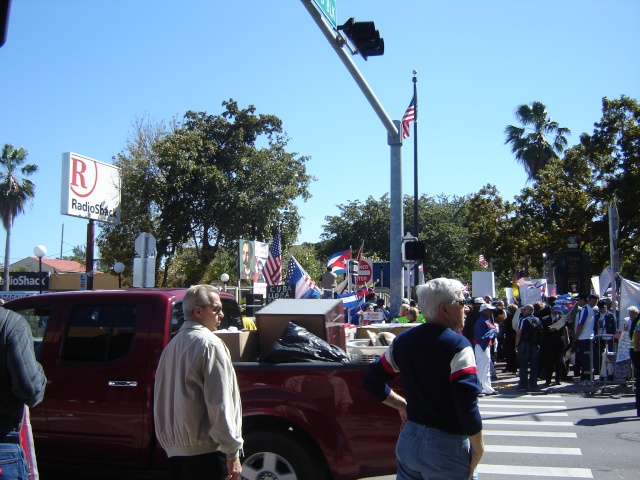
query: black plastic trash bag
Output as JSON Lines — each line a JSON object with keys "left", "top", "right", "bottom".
{"left": 259, "top": 322, "right": 349, "bottom": 364}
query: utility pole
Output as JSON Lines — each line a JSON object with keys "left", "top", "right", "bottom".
{"left": 301, "top": 0, "right": 404, "bottom": 316}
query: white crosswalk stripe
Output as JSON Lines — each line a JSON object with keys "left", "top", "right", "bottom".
{"left": 478, "top": 394, "right": 593, "bottom": 478}
{"left": 481, "top": 410, "right": 568, "bottom": 416}
{"left": 477, "top": 464, "right": 593, "bottom": 478}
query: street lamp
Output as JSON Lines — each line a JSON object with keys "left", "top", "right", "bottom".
{"left": 220, "top": 273, "right": 229, "bottom": 292}
{"left": 113, "top": 262, "right": 125, "bottom": 289}
{"left": 34, "top": 245, "right": 47, "bottom": 294}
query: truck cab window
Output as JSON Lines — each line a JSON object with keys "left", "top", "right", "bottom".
{"left": 171, "top": 301, "right": 185, "bottom": 337}
{"left": 62, "top": 304, "right": 138, "bottom": 362}
{"left": 220, "top": 297, "right": 243, "bottom": 330}
{"left": 13, "top": 307, "right": 51, "bottom": 359}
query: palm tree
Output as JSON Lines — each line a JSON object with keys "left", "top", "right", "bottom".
{"left": 0, "top": 144, "right": 38, "bottom": 291}
{"left": 504, "top": 101, "right": 571, "bottom": 180}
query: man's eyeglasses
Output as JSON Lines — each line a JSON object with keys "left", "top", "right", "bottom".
{"left": 451, "top": 300, "right": 465, "bottom": 306}
{"left": 200, "top": 304, "right": 223, "bottom": 314}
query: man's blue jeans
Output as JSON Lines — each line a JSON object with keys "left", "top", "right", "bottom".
{"left": 396, "top": 421, "right": 477, "bottom": 480}
{"left": 0, "top": 443, "right": 29, "bottom": 480}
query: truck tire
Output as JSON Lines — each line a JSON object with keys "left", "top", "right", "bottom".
{"left": 241, "top": 431, "right": 324, "bottom": 480}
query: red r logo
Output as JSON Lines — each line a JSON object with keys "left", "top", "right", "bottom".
{"left": 70, "top": 157, "right": 98, "bottom": 198}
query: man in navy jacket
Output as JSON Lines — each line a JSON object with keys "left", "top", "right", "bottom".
{"left": 362, "top": 278, "right": 484, "bottom": 480}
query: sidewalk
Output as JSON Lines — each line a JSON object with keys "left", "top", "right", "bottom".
{"left": 491, "top": 359, "right": 635, "bottom": 397}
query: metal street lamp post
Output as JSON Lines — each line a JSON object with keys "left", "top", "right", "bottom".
{"left": 113, "top": 262, "right": 125, "bottom": 289}
{"left": 34, "top": 245, "right": 47, "bottom": 294}
{"left": 220, "top": 273, "right": 229, "bottom": 292}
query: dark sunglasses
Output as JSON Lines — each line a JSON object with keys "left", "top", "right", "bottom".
{"left": 199, "top": 304, "right": 223, "bottom": 314}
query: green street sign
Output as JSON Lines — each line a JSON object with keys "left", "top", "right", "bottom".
{"left": 312, "top": 0, "right": 337, "bottom": 28}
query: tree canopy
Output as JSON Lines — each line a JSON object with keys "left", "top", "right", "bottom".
{"left": 505, "top": 101, "right": 570, "bottom": 180}
{"left": 97, "top": 95, "right": 639, "bottom": 293}
{"left": 98, "top": 100, "right": 313, "bottom": 286}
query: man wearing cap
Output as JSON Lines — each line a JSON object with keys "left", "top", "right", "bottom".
{"left": 572, "top": 294, "right": 597, "bottom": 385}
{"left": 462, "top": 297, "right": 485, "bottom": 343}
{"left": 474, "top": 303, "right": 498, "bottom": 395}
{"left": 515, "top": 304, "right": 542, "bottom": 391}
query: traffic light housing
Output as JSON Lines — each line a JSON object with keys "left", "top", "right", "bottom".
{"left": 404, "top": 241, "right": 426, "bottom": 261}
{"left": 348, "top": 260, "right": 359, "bottom": 275}
{"left": 338, "top": 18, "right": 384, "bottom": 60}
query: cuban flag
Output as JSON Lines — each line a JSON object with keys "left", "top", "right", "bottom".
{"left": 286, "top": 256, "right": 322, "bottom": 299}
{"left": 338, "top": 287, "right": 367, "bottom": 324}
{"left": 327, "top": 250, "right": 350, "bottom": 274}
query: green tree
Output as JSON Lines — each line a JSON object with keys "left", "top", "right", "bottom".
{"left": 98, "top": 116, "right": 170, "bottom": 285}
{"left": 62, "top": 245, "right": 86, "bottom": 264}
{"left": 285, "top": 243, "right": 323, "bottom": 285}
{"left": 411, "top": 194, "right": 470, "bottom": 281}
{"left": 0, "top": 144, "right": 38, "bottom": 291}
{"left": 98, "top": 101, "right": 313, "bottom": 286}
{"left": 318, "top": 194, "right": 391, "bottom": 261}
{"left": 463, "top": 185, "right": 516, "bottom": 285}
{"left": 510, "top": 156, "right": 594, "bottom": 278}
{"left": 320, "top": 193, "right": 471, "bottom": 281}
{"left": 571, "top": 95, "right": 640, "bottom": 278}
{"left": 504, "top": 101, "right": 571, "bottom": 180}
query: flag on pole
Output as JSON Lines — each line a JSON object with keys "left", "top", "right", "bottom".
{"left": 264, "top": 230, "right": 282, "bottom": 285}
{"left": 355, "top": 241, "right": 364, "bottom": 264}
{"left": 327, "top": 250, "right": 350, "bottom": 274}
{"left": 286, "top": 256, "right": 322, "bottom": 299}
{"left": 401, "top": 97, "right": 416, "bottom": 139}
{"left": 478, "top": 254, "right": 489, "bottom": 268}
{"left": 338, "top": 287, "right": 368, "bottom": 323}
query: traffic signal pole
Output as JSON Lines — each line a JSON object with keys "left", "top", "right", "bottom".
{"left": 300, "top": 0, "right": 404, "bottom": 317}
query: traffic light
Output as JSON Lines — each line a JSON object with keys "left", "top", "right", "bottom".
{"left": 337, "top": 18, "right": 384, "bottom": 60}
{"left": 404, "top": 241, "right": 426, "bottom": 261}
{"left": 348, "top": 260, "right": 360, "bottom": 275}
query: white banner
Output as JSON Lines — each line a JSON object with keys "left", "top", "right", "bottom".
{"left": 520, "top": 280, "right": 546, "bottom": 305}
{"left": 599, "top": 266, "right": 612, "bottom": 297}
{"left": 619, "top": 277, "right": 640, "bottom": 332}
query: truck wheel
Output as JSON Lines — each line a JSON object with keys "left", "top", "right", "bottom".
{"left": 241, "top": 431, "right": 323, "bottom": 480}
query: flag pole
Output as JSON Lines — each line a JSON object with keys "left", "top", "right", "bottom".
{"left": 412, "top": 70, "right": 420, "bottom": 290}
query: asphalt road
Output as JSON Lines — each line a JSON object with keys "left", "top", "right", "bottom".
{"left": 38, "top": 387, "right": 639, "bottom": 480}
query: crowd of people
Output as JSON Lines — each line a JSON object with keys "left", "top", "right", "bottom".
{"left": 459, "top": 291, "right": 639, "bottom": 396}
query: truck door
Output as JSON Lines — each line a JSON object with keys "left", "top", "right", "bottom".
{"left": 42, "top": 300, "right": 151, "bottom": 466}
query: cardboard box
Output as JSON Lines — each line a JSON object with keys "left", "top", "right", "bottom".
{"left": 214, "top": 330, "right": 259, "bottom": 362}
{"left": 254, "top": 299, "right": 345, "bottom": 354}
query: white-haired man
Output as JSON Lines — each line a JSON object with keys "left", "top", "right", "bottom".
{"left": 362, "top": 278, "right": 484, "bottom": 480}
{"left": 154, "top": 285, "right": 243, "bottom": 480}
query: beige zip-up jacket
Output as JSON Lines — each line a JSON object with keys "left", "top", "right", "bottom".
{"left": 154, "top": 321, "right": 243, "bottom": 458}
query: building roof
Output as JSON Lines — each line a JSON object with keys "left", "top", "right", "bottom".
{"left": 40, "top": 258, "right": 85, "bottom": 272}
{"left": 9, "top": 257, "right": 102, "bottom": 274}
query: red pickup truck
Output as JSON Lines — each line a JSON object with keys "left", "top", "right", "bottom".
{"left": 6, "top": 288, "right": 400, "bottom": 480}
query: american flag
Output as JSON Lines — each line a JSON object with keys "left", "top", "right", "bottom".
{"left": 264, "top": 230, "right": 282, "bottom": 285}
{"left": 478, "top": 254, "right": 489, "bottom": 268}
{"left": 285, "top": 256, "right": 321, "bottom": 299}
{"left": 401, "top": 97, "right": 416, "bottom": 139}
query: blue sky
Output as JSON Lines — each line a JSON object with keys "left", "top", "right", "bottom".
{"left": 1, "top": 0, "right": 638, "bottom": 265}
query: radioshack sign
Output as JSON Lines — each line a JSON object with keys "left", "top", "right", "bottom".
{"left": 60, "top": 152, "right": 121, "bottom": 224}
{"left": 0, "top": 272, "right": 50, "bottom": 291}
